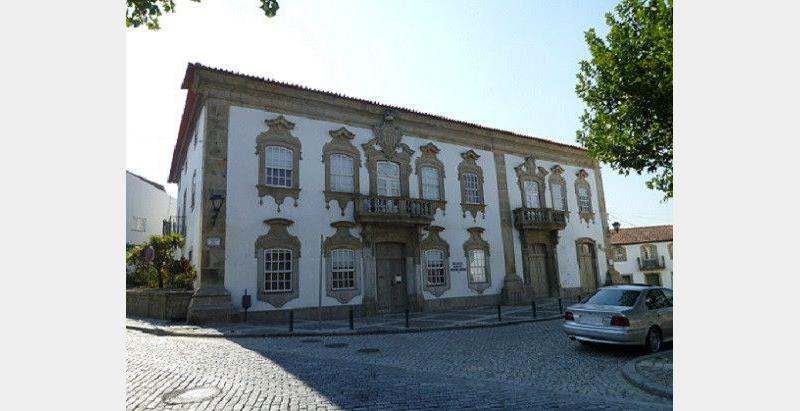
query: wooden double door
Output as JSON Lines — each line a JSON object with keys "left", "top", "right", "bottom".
{"left": 375, "top": 242, "right": 408, "bottom": 313}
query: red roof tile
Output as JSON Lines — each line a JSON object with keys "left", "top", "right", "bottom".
{"left": 609, "top": 225, "right": 672, "bottom": 245}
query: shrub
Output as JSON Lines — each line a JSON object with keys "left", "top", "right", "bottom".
{"left": 126, "top": 234, "right": 196, "bottom": 289}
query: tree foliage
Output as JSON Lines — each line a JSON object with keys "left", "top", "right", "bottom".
{"left": 126, "top": 233, "right": 196, "bottom": 289}
{"left": 126, "top": 0, "right": 279, "bottom": 30}
{"left": 576, "top": 0, "right": 672, "bottom": 199}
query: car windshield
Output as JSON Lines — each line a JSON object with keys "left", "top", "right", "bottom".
{"left": 582, "top": 289, "right": 640, "bottom": 307}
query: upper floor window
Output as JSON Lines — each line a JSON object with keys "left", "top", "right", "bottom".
{"left": 420, "top": 166, "right": 440, "bottom": 200}
{"left": 641, "top": 244, "right": 658, "bottom": 261}
{"left": 463, "top": 173, "right": 481, "bottom": 204}
{"left": 613, "top": 246, "right": 627, "bottom": 262}
{"left": 551, "top": 180, "right": 567, "bottom": 211}
{"left": 264, "top": 248, "right": 293, "bottom": 292}
{"left": 329, "top": 154, "right": 354, "bottom": 193}
{"left": 523, "top": 180, "right": 541, "bottom": 208}
{"left": 574, "top": 169, "right": 594, "bottom": 223}
{"left": 577, "top": 187, "right": 591, "bottom": 213}
{"left": 425, "top": 249, "right": 446, "bottom": 286}
{"left": 377, "top": 161, "right": 401, "bottom": 196}
{"left": 265, "top": 146, "right": 294, "bottom": 188}
{"left": 330, "top": 249, "right": 356, "bottom": 290}
{"left": 458, "top": 150, "right": 486, "bottom": 220}
{"left": 190, "top": 171, "right": 196, "bottom": 210}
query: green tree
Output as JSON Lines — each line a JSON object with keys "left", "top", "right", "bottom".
{"left": 126, "top": 0, "right": 279, "bottom": 30}
{"left": 126, "top": 233, "right": 196, "bottom": 289}
{"left": 576, "top": 0, "right": 672, "bottom": 198}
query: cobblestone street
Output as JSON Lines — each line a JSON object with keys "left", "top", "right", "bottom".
{"left": 127, "top": 320, "right": 672, "bottom": 410}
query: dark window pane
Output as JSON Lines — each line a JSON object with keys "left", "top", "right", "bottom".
{"left": 583, "top": 289, "right": 640, "bottom": 307}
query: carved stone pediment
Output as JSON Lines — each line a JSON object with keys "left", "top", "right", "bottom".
{"left": 362, "top": 110, "right": 414, "bottom": 197}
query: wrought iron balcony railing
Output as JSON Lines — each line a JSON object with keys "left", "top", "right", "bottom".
{"left": 354, "top": 195, "right": 436, "bottom": 225}
{"left": 512, "top": 207, "right": 567, "bottom": 231}
{"left": 638, "top": 256, "right": 666, "bottom": 271}
{"left": 162, "top": 216, "right": 186, "bottom": 236}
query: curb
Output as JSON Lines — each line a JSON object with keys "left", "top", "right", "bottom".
{"left": 126, "top": 314, "right": 563, "bottom": 339}
{"left": 621, "top": 351, "right": 673, "bottom": 399}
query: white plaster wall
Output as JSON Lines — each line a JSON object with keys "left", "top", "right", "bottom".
{"left": 612, "top": 241, "right": 673, "bottom": 288}
{"left": 504, "top": 154, "right": 608, "bottom": 289}
{"left": 175, "top": 106, "right": 206, "bottom": 270}
{"left": 126, "top": 173, "right": 176, "bottom": 244}
{"left": 224, "top": 105, "right": 507, "bottom": 311}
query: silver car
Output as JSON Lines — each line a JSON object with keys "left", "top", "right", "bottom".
{"left": 561, "top": 284, "right": 673, "bottom": 352}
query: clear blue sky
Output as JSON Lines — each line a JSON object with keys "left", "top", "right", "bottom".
{"left": 126, "top": 0, "right": 672, "bottom": 227}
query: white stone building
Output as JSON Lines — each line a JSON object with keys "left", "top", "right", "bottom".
{"left": 168, "top": 63, "right": 614, "bottom": 323}
{"left": 126, "top": 170, "right": 176, "bottom": 245}
{"left": 608, "top": 225, "right": 673, "bottom": 288}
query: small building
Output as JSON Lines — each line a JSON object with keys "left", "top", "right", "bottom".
{"left": 608, "top": 225, "right": 673, "bottom": 288}
{"left": 126, "top": 170, "right": 176, "bottom": 246}
{"left": 168, "top": 63, "right": 614, "bottom": 323}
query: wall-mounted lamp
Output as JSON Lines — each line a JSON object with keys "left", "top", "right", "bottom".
{"left": 210, "top": 192, "right": 225, "bottom": 226}
{"left": 612, "top": 221, "right": 620, "bottom": 233}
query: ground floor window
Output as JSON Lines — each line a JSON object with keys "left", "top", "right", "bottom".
{"left": 645, "top": 273, "right": 661, "bottom": 286}
{"left": 621, "top": 274, "right": 633, "bottom": 284}
{"left": 425, "top": 249, "right": 446, "bottom": 286}
{"left": 264, "top": 248, "right": 292, "bottom": 292}
{"left": 468, "top": 249, "right": 487, "bottom": 283}
{"left": 331, "top": 249, "right": 355, "bottom": 290}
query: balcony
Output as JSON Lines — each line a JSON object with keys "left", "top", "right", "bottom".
{"left": 162, "top": 216, "right": 186, "bottom": 236}
{"left": 354, "top": 195, "right": 436, "bottom": 225}
{"left": 512, "top": 207, "right": 567, "bottom": 231}
{"left": 638, "top": 256, "right": 666, "bottom": 271}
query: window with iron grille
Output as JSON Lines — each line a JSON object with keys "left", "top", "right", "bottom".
{"left": 331, "top": 249, "right": 356, "bottom": 290}
{"left": 377, "top": 161, "right": 400, "bottom": 196}
{"left": 552, "top": 183, "right": 566, "bottom": 211}
{"left": 468, "top": 249, "right": 487, "bottom": 283}
{"left": 524, "top": 180, "right": 541, "bottom": 208}
{"left": 463, "top": 172, "right": 481, "bottom": 204}
{"left": 645, "top": 273, "right": 661, "bottom": 286}
{"left": 421, "top": 166, "right": 440, "bottom": 200}
{"left": 264, "top": 248, "right": 292, "bottom": 292}
{"left": 425, "top": 249, "right": 446, "bottom": 286}
{"left": 265, "top": 146, "right": 294, "bottom": 188}
{"left": 578, "top": 187, "right": 591, "bottom": 213}
{"left": 330, "top": 154, "right": 354, "bottom": 192}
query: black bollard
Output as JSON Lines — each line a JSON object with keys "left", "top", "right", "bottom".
{"left": 405, "top": 309, "right": 410, "bottom": 328}
{"left": 497, "top": 304, "right": 502, "bottom": 322}
{"left": 531, "top": 301, "right": 537, "bottom": 319}
{"left": 289, "top": 310, "right": 294, "bottom": 332}
{"left": 558, "top": 298, "right": 563, "bottom": 313}
{"left": 349, "top": 308, "right": 354, "bottom": 330}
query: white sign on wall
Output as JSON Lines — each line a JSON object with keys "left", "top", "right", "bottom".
{"left": 450, "top": 262, "right": 466, "bottom": 272}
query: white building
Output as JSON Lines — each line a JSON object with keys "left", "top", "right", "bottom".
{"left": 608, "top": 225, "right": 673, "bottom": 288}
{"left": 126, "top": 170, "right": 176, "bottom": 245}
{"left": 168, "top": 63, "right": 614, "bottom": 323}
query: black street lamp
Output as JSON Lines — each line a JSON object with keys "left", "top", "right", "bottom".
{"left": 210, "top": 192, "right": 225, "bottom": 226}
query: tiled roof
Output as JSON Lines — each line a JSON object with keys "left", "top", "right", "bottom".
{"left": 609, "top": 225, "right": 672, "bottom": 245}
{"left": 127, "top": 170, "right": 166, "bottom": 192}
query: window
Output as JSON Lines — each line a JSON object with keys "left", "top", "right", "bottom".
{"left": 668, "top": 243, "right": 673, "bottom": 259}
{"left": 425, "top": 249, "right": 446, "bottom": 286}
{"left": 468, "top": 249, "right": 487, "bottom": 283}
{"left": 577, "top": 187, "right": 591, "bottom": 213}
{"left": 584, "top": 288, "right": 640, "bottom": 307}
{"left": 421, "top": 166, "right": 440, "bottom": 200}
{"left": 331, "top": 249, "right": 355, "bottom": 290}
{"left": 662, "top": 288, "right": 673, "bottom": 306}
{"left": 552, "top": 183, "right": 566, "bottom": 211}
{"left": 645, "top": 273, "right": 662, "bottom": 286}
{"left": 190, "top": 171, "right": 196, "bottom": 210}
{"left": 621, "top": 274, "right": 633, "bottom": 284}
{"left": 264, "top": 248, "right": 293, "bottom": 292}
{"left": 265, "top": 146, "right": 294, "bottom": 188}
{"left": 330, "top": 154, "right": 354, "bottom": 192}
{"left": 377, "top": 161, "right": 401, "bottom": 196}
{"left": 192, "top": 129, "right": 198, "bottom": 148}
{"left": 133, "top": 217, "right": 146, "bottom": 232}
{"left": 524, "top": 180, "right": 541, "bottom": 208}
{"left": 641, "top": 244, "right": 658, "bottom": 260}
{"left": 613, "top": 246, "right": 627, "bottom": 262}
{"left": 463, "top": 172, "right": 481, "bottom": 204}
{"left": 645, "top": 289, "right": 669, "bottom": 309}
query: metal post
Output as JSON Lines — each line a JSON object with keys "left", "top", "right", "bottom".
{"left": 497, "top": 304, "right": 502, "bottom": 322}
{"left": 349, "top": 308, "right": 354, "bottom": 330}
{"left": 531, "top": 301, "right": 537, "bottom": 319}
{"left": 558, "top": 298, "right": 563, "bottom": 313}
{"left": 405, "top": 309, "right": 410, "bottom": 328}
{"left": 289, "top": 311, "right": 294, "bottom": 332}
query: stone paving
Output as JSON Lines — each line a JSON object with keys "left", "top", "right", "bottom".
{"left": 127, "top": 319, "right": 672, "bottom": 410}
{"left": 127, "top": 299, "right": 576, "bottom": 338}
{"left": 623, "top": 350, "right": 673, "bottom": 398}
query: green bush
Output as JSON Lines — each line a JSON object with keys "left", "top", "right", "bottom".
{"left": 126, "top": 233, "right": 196, "bottom": 289}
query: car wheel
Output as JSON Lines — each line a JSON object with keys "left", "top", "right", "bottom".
{"left": 645, "top": 327, "right": 662, "bottom": 353}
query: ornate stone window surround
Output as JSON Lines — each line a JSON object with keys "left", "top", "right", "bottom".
{"left": 420, "top": 225, "right": 450, "bottom": 297}
{"left": 322, "top": 127, "right": 362, "bottom": 215}
{"left": 612, "top": 246, "right": 627, "bottom": 262}
{"left": 414, "top": 142, "right": 447, "bottom": 214}
{"left": 514, "top": 156, "right": 548, "bottom": 209}
{"left": 549, "top": 165, "right": 569, "bottom": 216}
{"left": 255, "top": 218, "right": 301, "bottom": 308}
{"left": 464, "top": 227, "right": 491, "bottom": 294}
{"left": 322, "top": 221, "right": 363, "bottom": 304}
{"left": 256, "top": 116, "right": 302, "bottom": 211}
{"left": 574, "top": 169, "right": 595, "bottom": 223}
{"left": 458, "top": 150, "right": 487, "bottom": 221}
{"left": 362, "top": 110, "right": 414, "bottom": 197}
